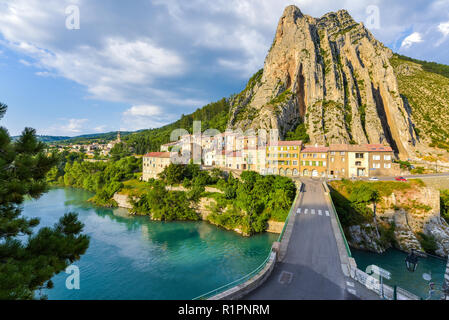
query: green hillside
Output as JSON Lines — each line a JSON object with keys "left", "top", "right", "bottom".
{"left": 391, "top": 54, "right": 449, "bottom": 154}
{"left": 123, "top": 98, "right": 231, "bottom": 154}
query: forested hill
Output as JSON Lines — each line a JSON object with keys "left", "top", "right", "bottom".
{"left": 123, "top": 98, "right": 230, "bottom": 154}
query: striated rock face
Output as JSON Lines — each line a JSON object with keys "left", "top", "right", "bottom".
{"left": 228, "top": 5, "right": 417, "bottom": 159}
{"left": 348, "top": 224, "right": 387, "bottom": 253}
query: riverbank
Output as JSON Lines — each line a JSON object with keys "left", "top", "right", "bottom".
{"left": 113, "top": 191, "right": 285, "bottom": 236}
{"left": 24, "top": 188, "right": 278, "bottom": 299}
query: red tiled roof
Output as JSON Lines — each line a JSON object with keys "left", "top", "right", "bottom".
{"left": 268, "top": 140, "right": 303, "bottom": 146}
{"left": 143, "top": 152, "right": 171, "bottom": 158}
{"left": 363, "top": 144, "right": 393, "bottom": 152}
{"left": 302, "top": 146, "right": 329, "bottom": 153}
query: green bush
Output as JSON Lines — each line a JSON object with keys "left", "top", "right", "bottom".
{"left": 417, "top": 232, "right": 438, "bottom": 255}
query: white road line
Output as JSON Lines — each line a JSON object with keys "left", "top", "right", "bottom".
{"left": 346, "top": 281, "right": 354, "bottom": 287}
{"left": 304, "top": 209, "right": 308, "bottom": 214}
{"left": 297, "top": 208, "right": 302, "bottom": 214}
{"left": 348, "top": 288, "right": 357, "bottom": 295}
{"left": 311, "top": 209, "right": 315, "bottom": 215}
{"left": 318, "top": 210, "right": 322, "bottom": 216}
{"left": 325, "top": 211, "right": 330, "bottom": 217}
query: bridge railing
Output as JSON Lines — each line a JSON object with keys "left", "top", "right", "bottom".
{"left": 323, "top": 182, "right": 352, "bottom": 258}
{"left": 192, "top": 186, "right": 302, "bottom": 300}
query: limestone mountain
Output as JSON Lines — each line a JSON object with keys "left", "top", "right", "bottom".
{"left": 228, "top": 5, "right": 420, "bottom": 160}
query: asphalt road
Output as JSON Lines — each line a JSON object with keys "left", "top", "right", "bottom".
{"left": 244, "top": 179, "right": 362, "bottom": 300}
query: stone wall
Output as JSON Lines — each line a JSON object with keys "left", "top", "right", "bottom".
{"left": 112, "top": 193, "right": 134, "bottom": 209}
{"left": 266, "top": 220, "right": 285, "bottom": 234}
{"left": 421, "top": 177, "right": 449, "bottom": 191}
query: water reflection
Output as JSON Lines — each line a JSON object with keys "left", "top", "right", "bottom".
{"left": 22, "top": 188, "right": 277, "bottom": 299}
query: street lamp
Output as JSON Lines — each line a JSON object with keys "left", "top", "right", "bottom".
{"left": 405, "top": 250, "right": 419, "bottom": 272}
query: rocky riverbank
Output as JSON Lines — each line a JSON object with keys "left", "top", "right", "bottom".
{"left": 332, "top": 181, "right": 449, "bottom": 257}
{"left": 113, "top": 192, "right": 285, "bottom": 237}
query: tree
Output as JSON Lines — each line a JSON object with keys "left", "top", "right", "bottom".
{"left": 350, "top": 184, "right": 381, "bottom": 238}
{"left": 0, "top": 103, "right": 90, "bottom": 299}
{"left": 110, "top": 142, "right": 131, "bottom": 161}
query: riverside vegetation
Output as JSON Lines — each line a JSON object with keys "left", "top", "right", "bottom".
{"left": 48, "top": 154, "right": 297, "bottom": 236}
{"left": 330, "top": 179, "right": 449, "bottom": 256}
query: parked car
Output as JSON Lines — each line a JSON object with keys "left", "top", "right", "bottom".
{"left": 369, "top": 177, "right": 379, "bottom": 181}
{"left": 395, "top": 176, "right": 407, "bottom": 182}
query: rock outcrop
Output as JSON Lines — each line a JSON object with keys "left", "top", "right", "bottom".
{"left": 228, "top": 5, "right": 417, "bottom": 159}
{"left": 345, "top": 184, "right": 449, "bottom": 256}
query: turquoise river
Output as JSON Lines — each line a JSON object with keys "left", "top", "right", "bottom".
{"left": 22, "top": 188, "right": 447, "bottom": 300}
{"left": 23, "top": 188, "right": 277, "bottom": 300}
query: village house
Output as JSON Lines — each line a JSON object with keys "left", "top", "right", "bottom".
{"left": 265, "top": 141, "right": 302, "bottom": 176}
{"left": 142, "top": 152, "right": 171, "bottom": 181}
{"left": 300, "top": 145, "right": 329, "bottom": 178}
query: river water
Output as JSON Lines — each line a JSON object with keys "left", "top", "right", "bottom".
{"left": 22, "top": 188, "right": 277, "bottom": 300}
{"left": 352, "top": 248, "right": 447, "bottom": 300}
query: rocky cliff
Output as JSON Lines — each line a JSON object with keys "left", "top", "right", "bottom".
{"left": 228, "top": 5, "right": 418, "bottom": 159}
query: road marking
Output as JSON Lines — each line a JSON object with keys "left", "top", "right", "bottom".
{"left": 318, "top": 210, "right": 322, "bottom": 216}
{"left": 348, "top": 288, "right": 357, "bottom": 295}
{"left": 346, "top": 281, "right": 354, "bottom": 287}
{"left": 297, "top": 208, "right": 301, "bottom": 214}
{"left": 325, "top": 211, "right": 330, "bottom": 216}
{"left": 311, "top": 209, "right": 315, "bottom": 215}
{"left": 304, "top": 209, "right": 308, "bottom": 214}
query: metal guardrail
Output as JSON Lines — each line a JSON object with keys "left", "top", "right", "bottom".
{"left": 192, "top": 185, "right": 301, "bottom": 300}
{"left": 192, "top": 252, "right": 274, "bottom": 300}
{"left": 352, "top": 268, "right": 420, "bottom": 300}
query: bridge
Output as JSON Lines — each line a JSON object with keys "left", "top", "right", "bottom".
{"left": 243, "top": 179, "right": 378, "bottom": 300}
{"left": 194, "top": 178, "right": 423, "bottom": 300}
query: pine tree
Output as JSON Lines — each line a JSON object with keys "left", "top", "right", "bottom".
{"left": 0, "top": 103, "right": 90, "bottom": 300}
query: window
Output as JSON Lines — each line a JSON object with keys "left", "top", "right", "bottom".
{"left": 342, "top": 157, "right": 345, "bottom": 162}
{"left": 330, "top": 152, "right": 335, "bottom": 156}
{"left": 312, "top": 161, "right": 316, "bottom": 166}
{"left": 384, "top": 155, "right": 391, "bottom": 161}
{"left": 340, "top": 152, "right": 345, "bottom": 156}
{"left": 373, "top": 163, "right": 381, "bottom": 169}
{"left": 293, "top": 161, "right": 298, "bottom": 166}
{"left": 373, "top": 155, "right": 381, "bottom": 161}
{"left": 313, "top": 154, "right": 318, "bottom": 159}
{"left": 384, "top": 163, "right": 391, "bottom": 169}
{"left": 305, "top": 161, "right": 310, "bottom": 166}
{"left": 331, "top": 157, "right": 335, "bottom": 163}
{"left": 318, "top": 161, "right": 323, "bottom": 167}
{"left": 355, "top": 161, "right": 362, "bottom": 166}
{"left": 356, "top": 153, "right": 364, "bottom": 159}
{"left": 321, "top": 154, "right": 326, "bottom": 159}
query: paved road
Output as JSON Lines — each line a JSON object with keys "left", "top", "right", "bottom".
{"left": 244, "top": 179, "right": 374, "bottom": 300}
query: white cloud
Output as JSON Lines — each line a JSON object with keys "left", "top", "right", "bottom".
{"left": 41, "top": 118, "right": 88, "bottom": 136}
{"left": 401, "top": 32, "right": 424, "bottom": 49}
{"left": 124, "top": 105, "right": 163, "bottom": 117}
{"left": 438, "top": 21, "right": 449, "bottom": 37}
{"left": 122, "top": 105, "right": 176, "bottom": 131}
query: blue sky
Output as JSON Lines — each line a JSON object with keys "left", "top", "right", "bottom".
{"left": 1, "top": 0, "right": 449, "bottom": 136}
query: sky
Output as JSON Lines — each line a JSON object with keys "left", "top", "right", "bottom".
{"left": 0, "top": 0, "right": 449, "bottom": 136}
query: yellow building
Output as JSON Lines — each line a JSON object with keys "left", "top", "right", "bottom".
{"left": 266, "top": 141, "right": 302, "bottom": 176}
{"left": 300, "top": 146, "right": 329, "bottom": 177}
{"left": 142, "top": 152, "right": 171, "bottom": 181}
